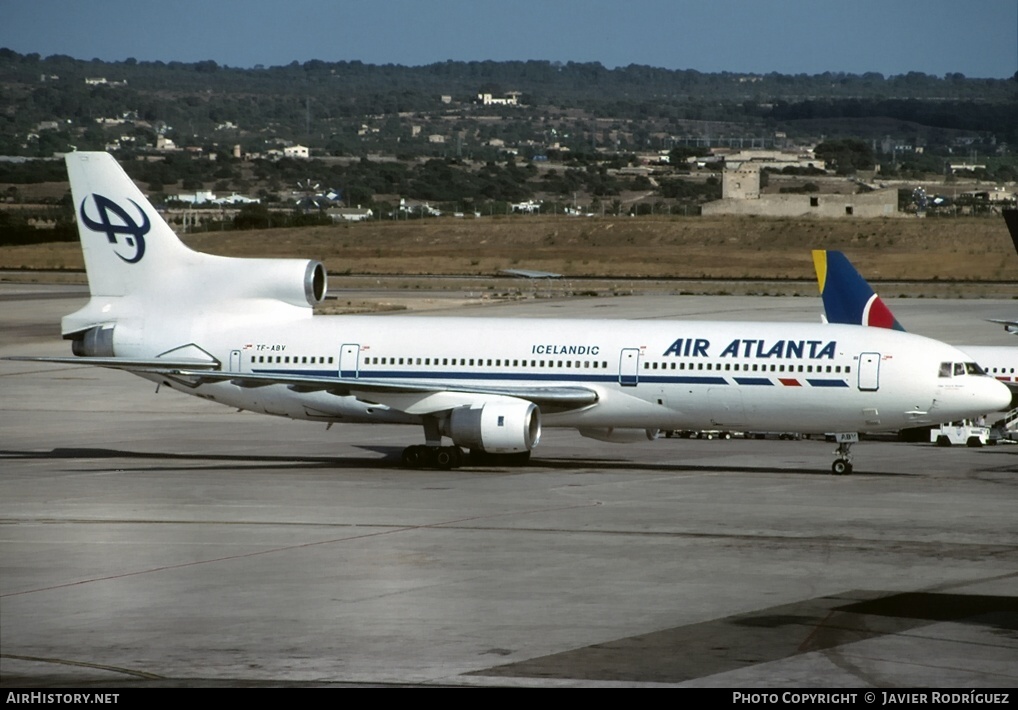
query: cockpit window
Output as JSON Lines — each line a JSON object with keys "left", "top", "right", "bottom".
{"left": 940, "top": 361, "right": 986, "bottom": 378}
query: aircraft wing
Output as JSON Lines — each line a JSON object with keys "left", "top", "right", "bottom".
{"left": 986, "top": 319, "right": 1018, "bottom": 336}
{"left": 172, "top": 369, "right": 600, "bottom": 413}
{"left": 5, "top": 356, "right": 598, "bottom": 413}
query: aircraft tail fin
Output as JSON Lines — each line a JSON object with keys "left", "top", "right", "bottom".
{"left": 1003, "top": 209, "right": 1018, "bottom": 257}
{"left": 62, "top": 152, "right": 327, "bottom": 343}
{"left": 66, "top": 151, "right": 196, "bottom": 299}
{"left": 812, "top": 250, "right": 906, "bottom": 331}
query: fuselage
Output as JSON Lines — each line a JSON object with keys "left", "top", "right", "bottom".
{"left": 143, "top": 313, "right": 1007, "bottom": 435}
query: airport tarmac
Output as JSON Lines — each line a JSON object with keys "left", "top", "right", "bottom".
{"left": 1, "top": 283, "right": 1016, "bottom": 687}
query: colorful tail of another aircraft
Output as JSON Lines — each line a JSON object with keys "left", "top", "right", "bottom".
{"left": 812, "top": 250, "right": 905, "bottom": 331}
{"left": 1003, "top": 209, "right": 1018, "bottom": 257}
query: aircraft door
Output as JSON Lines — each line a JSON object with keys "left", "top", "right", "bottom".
{"left": 229, "top": 349, "right": 241, "bottom": 372}
{"left": 858, "top": 352, "right": 880, "bottom": 391}
{"left": 339, "top": 344, "right": 360, "bottom": 378}
{"left": 619, "top": 348, "right": 641, "bottom": 386}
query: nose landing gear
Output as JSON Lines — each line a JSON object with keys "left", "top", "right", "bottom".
{"left": 830, "top": 432, "right": 858, "bottom": 475}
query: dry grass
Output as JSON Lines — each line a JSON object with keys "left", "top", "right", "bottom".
{"left": 3, "top": 215, "right": 1016, "bottom": 283}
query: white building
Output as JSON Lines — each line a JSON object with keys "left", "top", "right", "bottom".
{"left": 477, "top": 92, "right": 520, "bottom": 106}
{"left": 283, "top": 145, "right": 310, "bottom": 160}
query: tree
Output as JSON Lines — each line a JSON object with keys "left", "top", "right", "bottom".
{"left": 814, "top": 139, "right": 875, "bottom": 175}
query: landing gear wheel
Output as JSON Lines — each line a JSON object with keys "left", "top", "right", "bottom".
{"left": 830, "top": 434, "right": 857, "bottom": 475}
{"left": 832, "top": 459, "right": 853, "bottom": 475}
{"left": 434, "top": 446, "right": 462, "bottom": 470}
{"left": 401, "top": 445, "right": 426, "bottom": 468}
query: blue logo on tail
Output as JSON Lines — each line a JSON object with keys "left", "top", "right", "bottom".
{"left": 79, "top": 194, "right": 150, "bottom": 263}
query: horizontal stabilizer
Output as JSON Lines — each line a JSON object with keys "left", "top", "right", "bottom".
{"left": 5, "top": 356, "right": 221, "bottom": 370}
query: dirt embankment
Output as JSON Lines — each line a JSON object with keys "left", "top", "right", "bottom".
{"left": 3, "top": 215, "right": 1016, "bottom": 284}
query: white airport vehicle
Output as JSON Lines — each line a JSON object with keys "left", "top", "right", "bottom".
{"left": 6, "top": 153, "right": 1012, "bottom": 474}
{"left": 930, "top": 420, "right": 990, "bottom": 447}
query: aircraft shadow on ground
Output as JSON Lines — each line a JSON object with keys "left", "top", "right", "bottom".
{"left": 0, "top": 446, "right": 926, "bottom": 477}
{"left": 475, "top": 589, "right": 1018, "bottom": 684}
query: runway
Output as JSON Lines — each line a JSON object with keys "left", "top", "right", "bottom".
{"left": 1, "top": 283, "right": 1016, "bottom": 687}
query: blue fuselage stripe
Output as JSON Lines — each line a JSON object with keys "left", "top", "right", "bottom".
{"left": 250, "top": 367, "right": 849, "bottom": 389}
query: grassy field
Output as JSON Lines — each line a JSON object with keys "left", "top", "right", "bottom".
{"left": 3, "top": 214, "right": 1016, "bottom": 286}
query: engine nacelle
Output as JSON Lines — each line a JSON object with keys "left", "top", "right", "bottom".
{"left": 578, "top": 427, "right": 660, "bottom": 443}
{"left": 70, "top": 324, "right": 116, "bottom": 356}
{"left": 447, "top": 400, "right": 541, "bottom": 453}
{"left": 210, "top": 257, "right": 325, "bottom": 307}
{"left": 217, "top": 258, "right": 327, "bottom": 308}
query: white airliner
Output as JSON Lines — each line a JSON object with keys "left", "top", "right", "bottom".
{"left": 8, "top": 153, "right": 1012, "bottom": 474}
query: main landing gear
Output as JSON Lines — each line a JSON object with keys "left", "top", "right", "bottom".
{"left": 401, "top": 416, "right": 465, "bottom": 469}
{"left": 830, "top": 432, "right": 858, "bottom": 475}
{"left": 401, "top": 445, "right": 463, "bottom": 470}
{"left": 399, "top": 445, "right": 533, "bottom": 469}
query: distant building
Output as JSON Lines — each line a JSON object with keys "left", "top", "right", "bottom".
{"left": 723, "top": 164, "right": 761, "bottom": 200}
{"left": 283, "top": 145, "right": 310, "bottom": 160}
{"left": 704, "top": 165, "right": 898, "bottom": 218}
{"left": 722, "top": 148, "right": 826, "bottom": 173}
{"left": 172, "top": 191, "right": 260, "bottom": 206}
{"left": 85, "top": 77, "right": 127, "bottom": 87}
{"left": 477, "top": 92, "right": 520, "bottom": 106}
{"left": 327, "top": 207, "right": 374, "bottom": 222}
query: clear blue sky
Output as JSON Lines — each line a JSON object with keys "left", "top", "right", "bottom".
{"left": 3, "top": 0, "right": 1015, "bottom": 78}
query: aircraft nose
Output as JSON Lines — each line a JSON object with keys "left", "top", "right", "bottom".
{"left": 983, "top": 378, "right": 1014, "bottom": 413}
